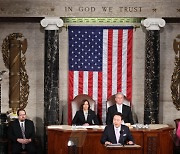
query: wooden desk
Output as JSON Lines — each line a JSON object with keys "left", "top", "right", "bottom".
{"left": 47, "top": 125, "right": 174, "bottom": 154}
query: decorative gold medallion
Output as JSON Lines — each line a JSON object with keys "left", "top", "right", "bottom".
{"left": 171, "top": 34, "right": 180, "bottom": 110}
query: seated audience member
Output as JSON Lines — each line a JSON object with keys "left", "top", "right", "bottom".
{"left": 72, "top": 99, "right": 99, "bottom": 125}
{"left": 8, "top": 109, "right": 36, "bottom": 154}
{"left": 106, "top": 92, "right": 134, "bottom": 125}
{"left": 177, "top": 122, "right": 180, "bottom": 139}
{"left": 101, "top": 112, "right": 134, "bottom": 145}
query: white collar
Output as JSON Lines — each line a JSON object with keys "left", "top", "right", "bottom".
{"left": 114, "top": 125, "right": 121, "bottom": 131}
{"left": 116, "top": 103, "right": 123, "bottom": 107}
{"left": 19, "top": 120, "right": 25, "bottom": 124}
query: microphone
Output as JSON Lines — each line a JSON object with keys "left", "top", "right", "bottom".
{"left": 120, "top": 129, "right": 125, "bottom": 146}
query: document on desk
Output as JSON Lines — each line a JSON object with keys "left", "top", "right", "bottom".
{"left": 106, "top": 144, "right": 141, "bottom": 148}
{"left": 75, "top": 125, "right": 100, "bottom": 129}
{"left": 106, "top": 143, "right": 122, "bottom": 147}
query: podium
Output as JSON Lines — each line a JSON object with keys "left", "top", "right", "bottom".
{"left": 104, "top": 144, "right": 141, "bottom": 154}
{"left": 47, "top": 125, "right": 174, "bottom": 154}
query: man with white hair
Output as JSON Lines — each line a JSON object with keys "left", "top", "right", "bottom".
{"left": 106, "top": 92, "right": 134, "bottom": 125}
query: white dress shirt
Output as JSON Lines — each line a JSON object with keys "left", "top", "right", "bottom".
{"left": 83, "top": 111, "right": 88, "bottom": 121}
{"left": 114, "top": 126, "right": 121, "bottom": 143}
{"left": 19, "top": 121, "right": 25, "bottom": 131}
{"left": 116, "top": 104, "right": 123, "bottom": 113}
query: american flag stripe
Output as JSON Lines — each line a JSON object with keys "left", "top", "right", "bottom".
{"left": 122, "top": 30, "right": 128, "bottom": 96}
{"left": 98, "top": 72, "right": 103, "bottom": 121}
{"left": 68, "top": 26, "right": 133, "bottom": 124}
{"left": 107, "top": 30, "right": 113, "bottom": 98}
{"left": 83, "top": 71, "right": 88, "bottom": 94}
{"left": 112, "top": 30, "right": 118, "bottom": 94}
{"left": 117, "top": 30, "right": 123, "bottom": 92}
{"left": 102, "top": 30, "right": 108, "bottom": 123}
{"left": 127, "top": 30, "right": 133, "bottom": 100}
{"left": 102, "top": 29, "right": 108, "bottom": 101}
{"left": 92, "top": 72, "right": 98, "bottom": 112}
{"left": 88, "top": 72, "right": 93, "bottom": 97}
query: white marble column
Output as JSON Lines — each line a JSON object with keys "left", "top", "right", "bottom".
{"left": 141, "top": 18, "right": 165, "bottom": 124}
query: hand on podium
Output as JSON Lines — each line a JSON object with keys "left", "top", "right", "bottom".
{"left": 105, "top": 141, "right": 112, "bottom": 145}
{"left": 127, "top": 141, "right": 134, "bottom": 145}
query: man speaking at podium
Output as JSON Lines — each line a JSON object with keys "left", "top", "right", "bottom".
{"left": 100, "top": 112, "right": 134, "bottom": 146}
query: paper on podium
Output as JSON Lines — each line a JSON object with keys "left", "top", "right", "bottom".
{"left": 148, "top": 124, "right": 169, "bottom": 130}
{"left": 47, "top": 125, "right": 63, "bottom": 129}
{"left": 75, "top": 125, "right": 99, "bottom": 129}
{"left": 106, "top": 143, "right": 122, "bottom": 147}
{"left": 47, "top": 125, "right": 72, "bottom": 130}
{"left": 106, "top": 144, "right": 141, "bottom": 148}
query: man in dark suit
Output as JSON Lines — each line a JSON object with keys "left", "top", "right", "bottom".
{"left": 101, "top": 112, "right": 134, "bottom": 145}
{"left": 106, "top": 92, "right": 134, "bottom": 125}
{"left": 8, "top": 109, "right": 36, "bottom": 154}
{"left": 72, "top": 99, "right": 99, "bottom": 125}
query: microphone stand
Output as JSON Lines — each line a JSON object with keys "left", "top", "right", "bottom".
{"left": 120, "top": 130, "right": 125, "bottom": 146}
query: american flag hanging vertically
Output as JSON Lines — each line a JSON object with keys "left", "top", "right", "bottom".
{"left": 68, "top": 26, "right": 133, "bottom": 124}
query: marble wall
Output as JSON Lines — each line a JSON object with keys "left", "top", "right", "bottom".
{"left": 160, "top": 23, "right": 180, "bottom": 124}
{"left": 0, "top": 21, "right": 180, "bottom": 136}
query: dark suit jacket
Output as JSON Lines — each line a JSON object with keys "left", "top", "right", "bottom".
{"left": 106, "top": 104, "right": 134, "bottom": 125}
{"left": 100, "top": 124, "right": 134, "bottom": 145}
{"left": 8, "top": 119, "right": 36, "bottom": 153}
{"left": 72, "top": 109, "right": 99, "bottom": 125}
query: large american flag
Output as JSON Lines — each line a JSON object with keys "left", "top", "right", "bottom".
{"left": 68, "top": 26, "right": 133, "bottom": 124}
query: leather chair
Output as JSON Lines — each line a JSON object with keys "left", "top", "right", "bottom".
{"left": 106, "top": 95, "right": 130, "bottom": 109}
{"left": 106, "top": 95, "right": 138, "bottom": 123}
{"left": 71, "top": 94, "right": 96, "bottom": 120}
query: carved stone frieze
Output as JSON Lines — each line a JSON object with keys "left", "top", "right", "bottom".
{"left": 0, "top": 1, "right": 179, "bottom": 17}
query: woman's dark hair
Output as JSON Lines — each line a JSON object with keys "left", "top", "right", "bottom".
{"left": 17, "top": 108, "right": 26, "bottom": 116}
{"left": 80, "top": 99, "right": 90, "bottom": 110}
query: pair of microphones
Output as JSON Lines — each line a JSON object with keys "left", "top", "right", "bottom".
{"left": 120, "top": 129, "right": 125, "bottom": 146}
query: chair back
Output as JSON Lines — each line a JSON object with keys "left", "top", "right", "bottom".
{"left": 71, "top": 94, "right": 95, "bottom": 120}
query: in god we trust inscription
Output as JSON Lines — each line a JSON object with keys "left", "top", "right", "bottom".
{"left": 65, "top": 6, "right": 142, "bottom": 13}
